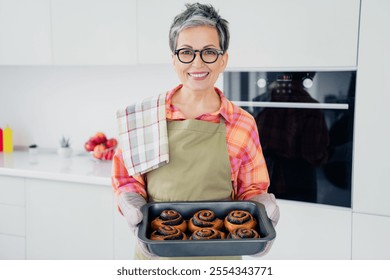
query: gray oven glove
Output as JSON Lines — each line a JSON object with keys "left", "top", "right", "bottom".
{"left": 249, "top": 193, "right": 280, "bottom": 257}
{"left": 117, "top": 192, "right": 147, "bottom": 235}
{"left": 251, "top": 193, "right": 280, "bottom": 227}
{"left": 117, "top": 192, "right": 157, "bottom": 259}
{"left": 134, "top": 227, "right": 158, "bottom": 259}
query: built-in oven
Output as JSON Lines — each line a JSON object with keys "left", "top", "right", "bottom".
{"left": 223, "top": 70, "right": 356, "bottom": 207}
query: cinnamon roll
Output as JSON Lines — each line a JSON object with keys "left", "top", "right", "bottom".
{"left": 151, "top": 209, "right": 187, "bottom": 233}
{"left": 224, "top": 210, "right": 257, "bottom": 232}
{"left": 227, "top": 227, "right": 260, "bottom": 239}
{"left": 190, "top": 228, "right": 225, "bottom": 240}
{"left": 150, "top": 225, "right": 187, "bottom": 240}
{"left": 188, "top": 209, "right": 223, "bottom": 232}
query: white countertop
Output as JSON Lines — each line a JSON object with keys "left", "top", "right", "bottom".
{"left": 0, "top": 149, "right": 112, "bottom": 186}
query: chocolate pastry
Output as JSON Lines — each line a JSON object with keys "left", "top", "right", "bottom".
{"left": 188, "top": 209, "right": 223, "bottom": 232}
{"left": 224, "top": 210, "right": 257, "bottom": 232}
{"left": 190, "top": 228, "right": 225, "bottom": 240}
{"left": 151, "top": 209, "right": 187, "bottom": 233}
{"left": 227, "top": 227, "right": 260, "bottom": 239}
{"left": 150, "top": 225, "right": 187, "bottom": 240}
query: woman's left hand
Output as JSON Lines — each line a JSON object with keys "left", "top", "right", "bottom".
{"left": 251, "top": 193, "right": 280, "bottom": 227}
{"left": 249, "top": 193, "right": 280, "bottom": 257}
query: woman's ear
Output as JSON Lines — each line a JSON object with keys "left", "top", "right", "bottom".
{"left": 220, "top": 51, "right": 229, "bottom": 72}
{"left": 172, "top": 53, "right": 176, "bottom": 66}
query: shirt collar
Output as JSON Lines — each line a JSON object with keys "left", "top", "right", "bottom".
{"left": 166, "top": 84, "right": 233, "bottom": 123}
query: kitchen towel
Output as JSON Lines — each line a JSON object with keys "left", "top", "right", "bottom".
{"left": 116, "top": 93, "right": 169, "bottom": 176}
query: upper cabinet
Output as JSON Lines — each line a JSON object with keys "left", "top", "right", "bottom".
{"left": 137, "top": 0, "right": 183, "bottom": 64}
{"left": 51, "top": 0, "right": 137, "bottom": 65}
{"left": 0, "top": 0, "right": 52, "bottom": 65}
{"left": 0, "top": 0, "right": 360, "bottom": 67}
{"left": 223, "top": 0, "right": 360, "bottom": 68}
{"left": 137, "top": 0, "right": 360, "bottom": 68}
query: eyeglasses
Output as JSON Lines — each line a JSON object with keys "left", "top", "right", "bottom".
{"left": 174, "top": 48, "right": 224, "bottom": 64}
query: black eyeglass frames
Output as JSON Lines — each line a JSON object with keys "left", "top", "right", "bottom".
{"left": 174, "top": 48, "right": 224, "bottom": 64}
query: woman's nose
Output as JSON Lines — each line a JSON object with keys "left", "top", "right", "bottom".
{"left": 192, "top": 52, "right": 204, "bottom": 66}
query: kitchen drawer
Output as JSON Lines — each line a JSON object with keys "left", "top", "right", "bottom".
{"left": 0, "top": 234, "right": 25, "bottom": 260}
{"left": 352, "top": 213, "right": 390, "bottom": 259}
{"left": 26, "top": 179, "right": 113, "bottom": 259}
{"left": 0, "top": 176, "right": 25, "bottom": 206}
{"left": 0, "top": 204, "right": 25, "bottom": 236}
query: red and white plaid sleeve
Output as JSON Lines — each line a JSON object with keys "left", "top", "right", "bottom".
{"left": 111, "top": 148, "right": 147, "bottom": 200}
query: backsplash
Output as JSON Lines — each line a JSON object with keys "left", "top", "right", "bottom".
{"left": 0, "top": 65, "right": 201, "bottom": 151}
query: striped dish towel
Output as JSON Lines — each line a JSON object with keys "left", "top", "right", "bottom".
{"left": 116, "top": 93, "right": 169, "bottom": 176}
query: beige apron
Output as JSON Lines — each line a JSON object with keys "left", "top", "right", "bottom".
{"left": 135, "top": 118, "right": 240, "bottom": 259}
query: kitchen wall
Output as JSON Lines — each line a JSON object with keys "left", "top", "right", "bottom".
{"left": 1, "top": 0, "right": 390, "bottom": 260}
{"left": 0, "top": 0, "right": 359, "bottom": 151}
{"left": 0, "top": 65, "right": 216, "bottom": 151}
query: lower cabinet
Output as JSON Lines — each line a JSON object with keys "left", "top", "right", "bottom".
{"left": 25, "top": 178, "right": 114, "bottom": 259}
{"left": 113, "top": 204, "right": 136, "bottom": 259}
{"left": 3, "top": 174, "right": 389, "bottom": 259}
{"left": 252, "top": 200, "right": 352, "bottom": 260}
{"left": 352, "top": 213, "right": 390, "bottom": 259}
{"left": 0, "top": 175, "right": 26, "bottom": 260}
{"left": 0, "top": 234, "right": 25, "bottom": 260}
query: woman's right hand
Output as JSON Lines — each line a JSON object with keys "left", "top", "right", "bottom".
{"left": 117, "top": 192, "right": 147, "bottom": 235}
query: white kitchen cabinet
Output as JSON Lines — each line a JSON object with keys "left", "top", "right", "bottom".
{"left": 226, "top": 0, "right": 360, "bottom": 68}
{"left": 253, "top": 200, "right": 352, "bottom": 260}
{"left": 0, "top": 0, "right": 51, "bottom": 65}
{"left": 353, "top": 0, "right": 390, "bottom": 216}
{"left": 0, "top": 234, "right": 25, "bottom": 260}
{"left": 51, "top": 0, "right": 137, "bottom": 65}
{"left": 137, "top": 0, "right": 184, "bottom": 64}
{"left": 137, "top": 0, "right": 360, "bottom": 68}
{"left": 25, "top": 178, "right": 114, "bottom": 259}
{"left": 0, "top": 204, "right": 25, "bottom": 236}
{"left": 352, "top": 213, "right": 390, "bottom": 259}
{"left": 0, "top": 175, "right": 25, "bottom": 206}
{"left": 0, "top": 176, "right": 26, "bottom": 259}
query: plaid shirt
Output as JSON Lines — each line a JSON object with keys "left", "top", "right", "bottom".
{"left": 112, "top": 85, "right": 270, "bottom": 201}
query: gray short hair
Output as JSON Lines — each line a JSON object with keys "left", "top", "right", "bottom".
{"left": 169, "top": 3, "right": 230, "bottom": 53}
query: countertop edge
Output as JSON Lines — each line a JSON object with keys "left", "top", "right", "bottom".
{"left": 0, "top": 168, "right": 111, "bottom": 186}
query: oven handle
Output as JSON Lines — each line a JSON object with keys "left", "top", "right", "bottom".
{"left": 232, "top": 101, "right": 349, "bottom": 110}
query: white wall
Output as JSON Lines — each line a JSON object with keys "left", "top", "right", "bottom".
{"left": 0, "top": 65, "right": 191, "bottom": 151}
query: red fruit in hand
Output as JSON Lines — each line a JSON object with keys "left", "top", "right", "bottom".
{"left": 106, "top": 138, "right": 118, "bottom": 149}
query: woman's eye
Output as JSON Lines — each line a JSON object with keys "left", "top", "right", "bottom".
{"left": 180, "top": 50, "right": 193, "bottom": 55}
{"left": 204, "top": 50, "right": 217, "bottom": 55}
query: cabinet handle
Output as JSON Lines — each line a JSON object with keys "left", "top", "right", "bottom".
{"left": 232, "top": 101, "right": 349, "bottom": 110}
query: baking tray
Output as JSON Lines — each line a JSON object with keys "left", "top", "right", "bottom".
{"left": 138, "top": 201, "right": 276, "bottom": 257}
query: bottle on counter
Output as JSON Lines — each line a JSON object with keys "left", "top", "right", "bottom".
{"left": 3, "top": 126, "right": 13, "bottom": 153}
{"left": 0, "top": 127, "right": 3, "bottom": 152}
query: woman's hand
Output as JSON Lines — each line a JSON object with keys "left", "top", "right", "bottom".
{"left": 118, "top": 192, "right": 147, "bottom": 235}
{"left": 251, "top": 193, "right": 280, "bottom": 227}
{"left": 249, "top": 193, "right": 280, "bottom": 257}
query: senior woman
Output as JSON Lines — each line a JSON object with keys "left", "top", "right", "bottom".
{"left": 112, "top": 3, "right": 279, "bottom": 260}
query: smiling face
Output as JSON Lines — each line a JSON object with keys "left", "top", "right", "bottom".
{"left": 172, "top": 25, "right": 228, "bottom": 95}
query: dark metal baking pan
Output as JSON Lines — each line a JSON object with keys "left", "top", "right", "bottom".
{"left": 138, "top": 201, "right": 276, "bottom": 257}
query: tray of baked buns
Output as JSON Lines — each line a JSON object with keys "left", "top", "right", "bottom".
{"left": 138, "top": 201, "right": 276, "bottom": 257}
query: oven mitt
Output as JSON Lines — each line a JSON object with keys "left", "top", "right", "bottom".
{"left": 251, "top": 193, "right": 280, "bottom": 227}
{"left": 117, "top": 192, "right": 147, "bottom": 235}
{"left": 249, "top": 193, "right": 280, "bottom": 257}
{"left": 134, "top": 227, "right": 158, "bottom": 259}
